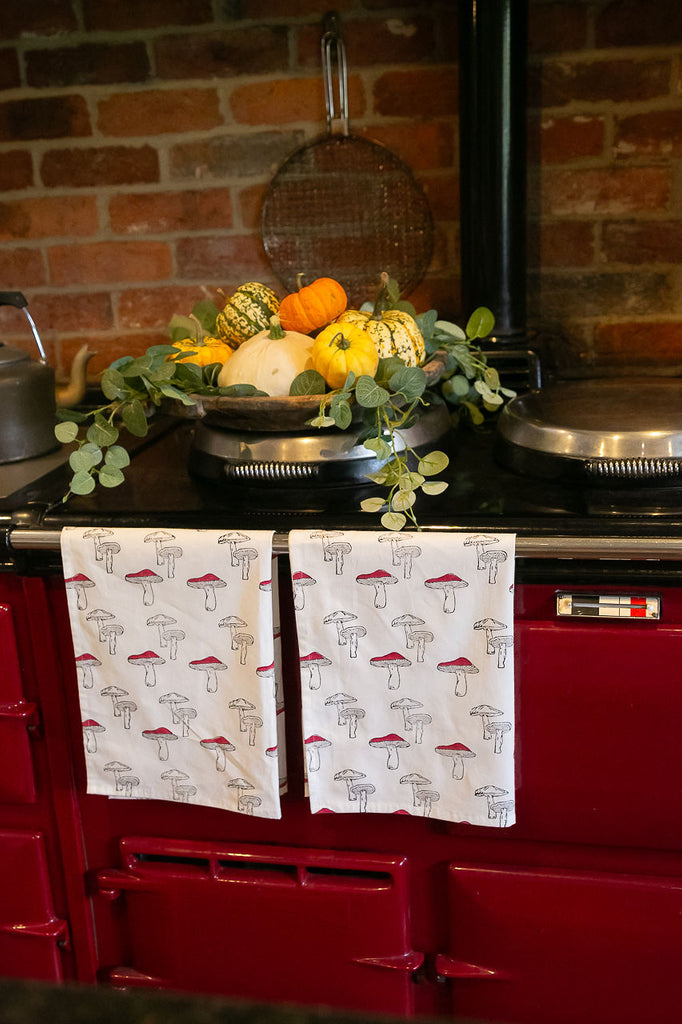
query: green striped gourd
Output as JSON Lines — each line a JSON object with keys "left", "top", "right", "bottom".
{"left": 336, "top": 307, "right": 425, "bottom": 367}
{"left": 215, "top": 282, "right": 280, "bottom": 349}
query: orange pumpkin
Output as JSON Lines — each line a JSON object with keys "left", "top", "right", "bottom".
{"left": 278, "top": 276, "right": 347, "bottom": 334}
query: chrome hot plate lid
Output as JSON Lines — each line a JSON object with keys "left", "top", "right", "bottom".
{"left": 497, "top": 377, "right": 682, "bottom": 484}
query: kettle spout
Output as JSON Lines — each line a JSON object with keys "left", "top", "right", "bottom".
{"left": 55, "top": 344, "right": 94, "bottom": 407}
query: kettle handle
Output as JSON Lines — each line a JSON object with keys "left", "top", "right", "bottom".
{"left": 0, "top": 291, "right": 28, "bottom": 309}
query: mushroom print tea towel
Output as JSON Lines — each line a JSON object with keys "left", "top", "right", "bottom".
{"left": 288, "top": 530, "right": 516, "bottom": 826}
{"left": 60, "top": 527, "right": 284, "bottom": 818}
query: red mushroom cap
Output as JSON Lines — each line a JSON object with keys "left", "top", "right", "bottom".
{"left": 125, "top": 568, "right": 162, "bottom": 581}
{"left": 370, "top": 733, "right": 408, "bottom": 745}
{"left": 188, "top": 573, "right": 224, "bottom": 584}
{"left": 437, "top": 742, "right": 473, "bottom": 752}
{"left": 128, "top": 650, "right": 163, "bottom": 662}
{"left": 356, "top": 569, "right": 397, "bottom": 582}
{"left": 66, "top": 573, "right": 93, "bottom": 584}
{"left": 426, "top": 573, "right": 467, "bottom": 585}
{"left": 370, "top": 652, "right": 410, "bottom": 665}
{"left": 82, "top": 719, "right": 102, "bottom": 728}
{"left": 200, "top": 736, "right": 234, "bottom": 747}
{"left": 142, "top": 727, "right": 175, "bottom": 737}
{"left": 190, "top": 656, "right": 226, "bottom": 667}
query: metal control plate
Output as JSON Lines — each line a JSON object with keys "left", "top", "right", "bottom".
{"left": 556, "top": 592, "right": 661, "bottom": 620}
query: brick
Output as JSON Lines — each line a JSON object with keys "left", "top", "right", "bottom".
{"left": 237, "top": 184, "right": 267, "bottom": 230}
{"left": 408, "top": 276, "right": 461, "bottom": 322}
{"left": 536, "top": 58, "right": 671, "bottom": 108}
{"left": 0, "top": 50, "right": 20, "bottom": 90}
{"left": 0, "top": 0, "right": 77, "bottom": 40}
{"left": 0, "top": 96, "right": 90, "bottom": 142}
{"left": 421, "top": 174, "right": 460, "bottom": 222}
{"left": 615, "top": 111, "right": 682, "bottom": 159}
{"left": 230, "top": 75, "right": 365, "bottom": 126}
{"left": 357, "top": 122, "right": 455, "bottom": 171}
{"left": 83, "top": 0, "right": 213, "bottom": 31}
{"left": 242, "top": 0, "right": 353, "bottom": 16}
{"left": 602, "top": 221, "right": 682, "bottom": 264}
{"left": 543, "top": 167, "right": 670, "bottom": 216}
{"left": 0, "top": 151, "right": 33, "bottom": 191}
{"left": 528, "top": 3, "right": 588, "bottom": 53}
{"left": 175, "top": 234, "right": 272, "bottom": 281}
{"left": 534, "top": 271, "right": 671, "bottom": 320}
{"left": 530, "top": 220, "right": 595, "bottom": 267}
{"left": 169, "top": 131, "right": 304, "bottom": 180}
{"left": 0, "top": 248, "right": 47, "bottom": 288}
{"left": 41, "top": 146, "right": 159, "bottom": 188}
{"left": 23, "top": 292, "right": 114, "bottom": 335}
{"left": 98, "top": 89, "right": 222, "bottom": 138}
{"left": 0, "top": 196, "right": 98, "bottom": 241}
{"left": 118, "top": 286, "right": 223, "bottom": 329}
{"left": 25, "top": 43, "right": 150, "bottom": 89}
{"left": 61, "top": 332, "right": 172, "bottom": 376}
{"left": 596, "top": 1, "right": 682, "bottom": 47}
{"left": 374, "top": 69, "right": 458, "bottom": 118}
{"left": 298, "top": 15, "right": 437, "bottom": 68}
{"left": 537, "top": 115, "right": 605, "bottom": 164}
{"left": 593, "top": 321, "right": 682, "bottom": 365}
{"left": 47, "top": 241, "right": 173, "bottom": 286}
{"left": 109, "top": 189, "right": 233, "bottom": 234}
{"left": 155, "top": 27, "right": 288, "bottom": 80}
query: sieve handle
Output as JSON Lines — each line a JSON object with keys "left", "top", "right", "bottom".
{"left": 321, "top": 11, "right": 349, "bottom": 136}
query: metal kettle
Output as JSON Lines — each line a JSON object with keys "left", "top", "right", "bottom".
{"left": 0, "top": 291, "right": 91, "bottom": 464}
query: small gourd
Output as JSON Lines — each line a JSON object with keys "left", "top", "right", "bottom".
{"left": 336, "top": 275, "right": 425, "bottom": 367}
{"left": 215, "top": 282, "right": 280, "bottom": 349}
{"left": 278, "top": 275, "right": 347, "bottom": 334}
{"left": 217, "top": 316, "right": 313, "bottom": 396}
{"left": 312, "top": 322, "right": 379, "bottom": 390}
{"left": 170, "top": 335, "right": 234, "bottom": 368}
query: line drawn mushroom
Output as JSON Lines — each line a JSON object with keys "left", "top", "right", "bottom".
{"left": 125, "top": 568, "right": 162, "bottom": 606}
{"left": 325, "top": 540, "right": 352, "bottom": 574}
{"left": 218, "top": 531, "right": 250, "bottom": 566}
{"left": 128, "top": 650, "right": 165, "bottom": 687}
{"left": 243, "top": 714, "right": 263, "bottom": 747}
{"left": 117, "top": 699, "right": 137, "bottom": 730}
{"left": 101, "top": 623, "right": 124, "bottom": 654}
{"left": 103, "top": 760, "right": 131, "bottom": 791}
{"left": 378, "top": 532, "right": 406, "bottom": 566}
{"left": 350, "top": 782, "right": 375, "bottom": 812}
{"left": 232, "top": 632, "right": 254, "bottom": 665}
{"left": 323, "top": 610, "right": 357, "bottom": 644}
{"left": 334, "top": 768, "right": 366, "bottom": 800}
{"left": 228, "top": 697, "right": 256, "bottom": 732}
{"left": 233, "top": 546, "right": 258, "bottom": 581}
{"left": 75, "top": 652, "right": 101, "bottom": 689}
{"left": 409, "top": 629, "right": 434, "bottom": 663}
{"left": 161, "top": 768, "right": 190, "bottom": 800}
{"left": 463, "top": 533, "right": 500, "bottom": 570}
{"left": 101, "top": 685, "right": 128, "bottom": 716}
{"left": 338, "top": 706, "right": 365, "bottom": 738}
{"left": 147, "top": 613, "right": 177, "bottom": 647}
{"left": 142, "top": 726, "right": 177, "bottom": 761}
{"left": 65, "top": 573, "right": 95, "bottom": 610}
{"left": 83, "top": 527, "right": 114, "bottom": 561}
{"left": 291, "top": 571, "right": 316, "bottom": 610}
{"left": 414, "top": 788, "right": 440, "bottom": 817}
{"left": 312, "top": 530, "right": 345, "bottom": 562}
{"left": 189, "top": 655, "right": 227, "bottom": 693}
{"left": 400, "top": 773, "right": 431, "bottom": 806}
{"left": 473, "top": 617, "right": 508, "bottom": 654}
{"left": 305, "top": 735, "right": 331, "bottom": 772}
{"left": 162, "top": 627, "right": 186, "bottom": 660}
{"left": 218, "top": 615, "right": 247, "bottom": 646}
{"left": 99, "top": 540, "right": 121, "bottom": 574}
{"left": 325, "top": 692, "right": 357, "bottom": 724}
{"left": 470, "top": 704, "right": 504, "bottom": 740}
{"left": 356, "top": 569, "right": 397, "bottom": 609}
{"left": 370, "top": 651, "right": 411, "bottom": 690}
{"left": 391, "top": 613, "right": 425, "bottom": 648}
{"left": 339, "top": 623, "right": 366, "bottom": 657}
{"left": 480, "top": 548, "right": 508, "bottom": 584}
{"left": 186, "top": 573, "right": 226, "bottom": 612}
{"left": 200, "top": 736, "right": 235, "bottom": 771}
{"left": 424, "top": 573, "right": 468, "bottom": 613}
{"left": 144, "top": 530, "right": 176, "bottom": 565}
{"left": 489, "top": 634, "right": 514, "bottom": 669}
{"left": 82, "top": 719, "right": 104, "bottom": 753}
{"left": 492, "top": 798, "right": 514, "bottom": 826}
{"left": 158, "top": 691, "right": 190, "bottom": 723}
{"left": 489, "top": 720, "right": 512, "bottom": 753}
{"left": 119, "top": 775, "right": 140, "bottom": 798}
{"left": 226, "top": 776, "right": 254, "bottom": 809}
{"left": 407, "top": 712, "right": 431, "bottom": 744}
{"left": 256, "top": 662, "right": 277, "bottom": 698}
{"left": 86, "top": 607, "right": 115, "bottom": 642}
{"left": 394, "top": 543, "right": 421, "bottom": 579}
{"left": 369, "top": 733, "right": 409, "bottom": 770}
{"left": 391, "top": 697, "right": 423, "bottom": 731}
{"left": 158, "top": 545, "right": 183, "bottom": 579}
{"left": 175, "top": 705, "right": 197, "bottom": 736}
{"left": 475, "top": 784, "right": 509, "bottom": 819}
{"left": 239, "top": 793, "right": 262, "bottom": 815}
{"left": 300, "top": 651, "right": 331, "bottom": 690}
{"left": 436, "top": 742, "right": 476, "bottom": 779}
{"left": 437, "top": 656, "right": 479, "bottom": 696}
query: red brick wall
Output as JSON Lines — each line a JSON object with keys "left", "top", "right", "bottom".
{"left": 0, "top": 0, "right": 680, "bottom": 380}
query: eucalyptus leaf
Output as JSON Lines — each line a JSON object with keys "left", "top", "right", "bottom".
{"left": 290, "top": 369, "right": 327, "bottom": 396}
{"left": 418, "top": 450, "right": 449, "bottom": 476}
{"left": 101, "top": 367, "right": 127, "bottom": 400}
{"left": 191, "top": 300, "right": 220, "bottom": 334}
{"left": 55, "top": 421, "right": 79, "bottom": 444}
{"left": 70, "top": 471, "right": 96, "bottom": 495}
{"left": 119, "top": 355, "right": 153, "bottom": 378}
{"left": 309, "top": 414, "right": 335, "bottom": 428}
{"left": 466, "top": 306, "right": 495, "bottom": 340}
{"left": 360, "top": 496, "right": 386, "bottom": 513}
{"left": 104, "top": 445, "right": 131, "bottom": 469}
{"left": 159, "top": 383, "right": 196, "bottom": 404}
{"left": 363, "top": 436, "right": 391, "bottom": 461}
{"left": 98, "top": 465, "right": 126, "bottom": 488}
{"left": 355, "top": 375, "right": 390, "bottom": 408}
{"left": 329, "top": 396, "right": 353, "bottom": 430}
{"left": 121, "top": 400, "right": 149, "bottom": 437}
{"left": 381, "top": 510, "right": 407, "bottom": 531}
{"left": 70, "top": 446, "right": 102, "bottom": 473}
{"left": 87, "top": 416, "right": 119, "bottom": 447}
{"left": 391, "top": 489, "right": 417, "bottom": 511}
{"left": 389, "top": 366, "right": 426, "bottom": 401}
{"left": 422, "top": 480, "right": 449, "bottom": 495}
{"left": 168, "top": 314, "right": 200, "bottom": 342}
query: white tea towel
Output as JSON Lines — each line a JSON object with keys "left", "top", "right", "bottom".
{"left": 289, "top": 529, "right": 515, "bottom": 826}
{"left": 61, "top": 526, "right": 284, "bottom": 818}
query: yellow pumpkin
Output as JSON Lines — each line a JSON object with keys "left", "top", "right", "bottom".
{"left": 217, "top": 316, "right": 313, "bottom": 396}
{"left": 170, "top": 335, "right": 233, "bottom": 367}
{"left": 312, "top": 322, "right": 379, "bottom": 390}
{"left": 215, "top": 282, "right": 280, "bottom": 349}
{"left": 336, "top": 307, "right": 425, "bottom": 367}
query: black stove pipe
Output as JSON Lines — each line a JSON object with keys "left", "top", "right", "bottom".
{"left": 459, "top": 0, "right": 528, "bottom": 343}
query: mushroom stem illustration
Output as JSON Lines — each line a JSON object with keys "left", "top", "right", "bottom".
{"left": 142, "top": 727, "right": 177, "bottom": 760}
{"left": 187, "top": 573, "right": 226, "bottom": 612}
{"left": 125, "top": 568, "right": 162, "bottom": 606}
{"left": 369, "top": 733, "right": 409, "bottom": 770}
{"left": 189, "top": 656, "right": 227, "bottom": 693}
{"left": 356, "top": 569, "right": 397, "bottom": 609}
{"left": 436, "top": 742, "right": 476, "bottom": 779}
{"left": 370, "top": 652, "right": 411, "bottom": 690}
{"left": 200, "top": 736, "right": 235, "bottom": 771}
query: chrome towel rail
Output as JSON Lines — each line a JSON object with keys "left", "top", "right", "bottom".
{"left": 7, "top": 528, "right": 682, "bottom": 561}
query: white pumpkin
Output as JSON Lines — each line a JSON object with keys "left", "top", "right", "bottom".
{"left": 217, "top": 316, "right": 314, "bottom": 397}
